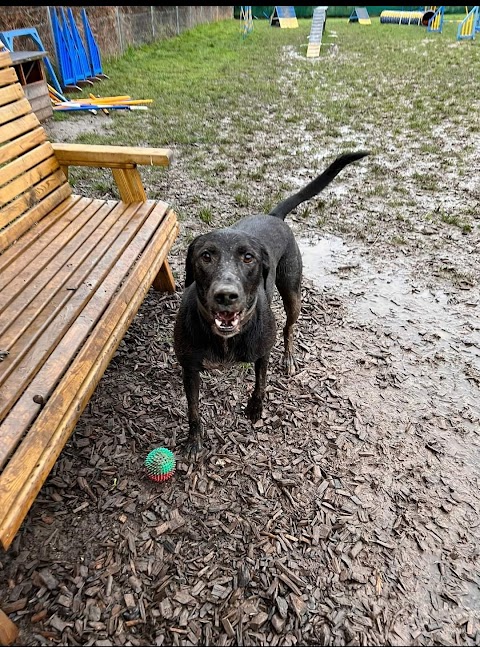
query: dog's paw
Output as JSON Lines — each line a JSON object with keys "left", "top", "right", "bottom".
{"left": 184, "top": 424, "right": 204, "bottom": 461}
{"left": 245, "top": 395, "right": 263, "bottom": 423}
{"left": 282, "top": 352, "right": 297, "bottom": 377}
{"left": 184, "top": 438, "right": 203, "bottom": 462}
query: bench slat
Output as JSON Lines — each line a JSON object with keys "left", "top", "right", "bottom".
{"left": 0, "top": 156, "right": 60, "bottom": 208}
{"left": 0, "top": 112, "right": 40, "bottom": 147}
{"left": 0, "top": 68, "right": 18, "bottom": 89}
{"left": 0, "top": 97, "right": 32, "bottom": 127}
{"left": 0, "top": 142, "right": 54, "bottom": 189}
{"left": 0, "top": 82, "right": 24, "bottom": 108}
{"left": 0, "top": 199, "right": 145, "bottom": 426}
{"left": 0, "top": 195, "right": 84, "bottom": 280}
{"left": 0, "top": 200, "right": 172, "bottom": 453}
{"left": 0, "top": 207, "right": 177, "bottom": 549}
{"left": 0, "top": 198, "right": 114, "bottom": 325}
{"left": 0, "top": 185, "right": 75, "bottom": 253}
{"left": 0, "top": 51, "right": 12, "bottom": 69}
{"left": 0, "top": 126, "right": 47, "bottom": 165}
{"left": 0, "top": 168, "right": 68, "bottom": 229}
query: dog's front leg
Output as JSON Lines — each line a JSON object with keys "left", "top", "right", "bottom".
{"left": 182, "top": 367, "right": 203, "bottom": 458}
{"left": 245, "top": 354, "right": 269, "bottom": 423}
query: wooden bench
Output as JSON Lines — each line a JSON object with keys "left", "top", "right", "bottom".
{"left": 0, "top": 50, "right": 178, "bottom": 645}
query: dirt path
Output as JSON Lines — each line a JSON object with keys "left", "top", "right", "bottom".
{"left": 2, "top": 50, "right": 480, "bottom": 647}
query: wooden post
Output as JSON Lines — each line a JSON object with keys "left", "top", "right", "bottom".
{"left": 116, "top": 7, "right": 124, "bottom": 54}
{"left": 0, "top": 610, "right": 19, "bottom": 647}
{"left": 45, "top": 6, "right": 54, "bottom": 54}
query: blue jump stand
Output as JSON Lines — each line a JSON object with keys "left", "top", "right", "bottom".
{"left": 0, "top": 27, "right": 63, "bottom": 95}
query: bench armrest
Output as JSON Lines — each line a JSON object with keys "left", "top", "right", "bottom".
{"left": 51, "top": 143, "right": 174, "bottom": 203}
{"left": 51, "top": 143, "right": 173, "bottom": 168}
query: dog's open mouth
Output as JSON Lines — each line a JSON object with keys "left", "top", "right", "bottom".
{"left": 214, "top": 310, "right": 242, "bottom": 335}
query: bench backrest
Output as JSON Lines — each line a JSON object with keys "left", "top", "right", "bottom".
{"left": 0, "top": 51, "right": 72, "bottom": 253}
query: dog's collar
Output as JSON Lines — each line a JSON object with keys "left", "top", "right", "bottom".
{"left": 197, "top": 296, "right": 258, "bottom": 329}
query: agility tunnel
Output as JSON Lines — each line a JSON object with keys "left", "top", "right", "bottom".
{"left": 380, "top": 9, "right": 435, "bottom": 26}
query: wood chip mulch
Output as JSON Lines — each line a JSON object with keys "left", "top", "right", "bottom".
{"left": 1, "top": 276, "right": 479, "bottom": 646}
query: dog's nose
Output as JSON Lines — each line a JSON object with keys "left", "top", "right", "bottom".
{"left": 214, "top": 287, "right": 239, "bottom": 306}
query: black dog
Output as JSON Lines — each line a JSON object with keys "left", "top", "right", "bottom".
{"left": 174, "top": 151, "right": 368, "bottom": 456}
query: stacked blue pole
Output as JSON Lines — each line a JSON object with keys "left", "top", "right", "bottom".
{"left": 50, "top": 7, "right": 82, "bottom": 91}
{"left": 50, "top": 7, "right": 107, "bottom": 91}
{"left": 81, "top": 9, "right": 108, "bottom": 79}
{"left": 65, "top": 8, "right": 96, "bottom": 83}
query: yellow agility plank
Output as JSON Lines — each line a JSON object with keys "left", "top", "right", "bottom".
{"left": 84, "top": 95, "right": 132, "bottom": 103}
{"left": 85, "top": 95, "right": 153, "bottom": 105}
{"left": 307, "top": 44, "right": 321, "bottom": 58}
{"left": 306, "top": 7, "right": 328, "bottom": 58}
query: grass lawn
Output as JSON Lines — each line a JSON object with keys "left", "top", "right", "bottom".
{"left": 57, "top": 14, "right": 478, "bottom": 229}
{"left": 62, "top": 14, "right": 477, "bottom": 144}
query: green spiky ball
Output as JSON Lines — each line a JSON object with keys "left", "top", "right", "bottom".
{"left": 144, "top": 447, "right": 176, "bottom": 482}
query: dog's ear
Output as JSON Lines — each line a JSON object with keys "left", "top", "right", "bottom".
{"left": 184, "top": 239, "right": 197, "bottom": 288}
{"left": 261, "top": 246, "right": 270, "bottom": 290}
{"left": 184, "top": 235, "right": 205, "bottom": 288}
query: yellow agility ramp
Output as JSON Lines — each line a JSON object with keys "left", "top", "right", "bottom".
{"left": 349, "top": 7, "right": 372, "bottom": 25}
{"left": 270, "top": 6, "right": 299, "bottom": 28}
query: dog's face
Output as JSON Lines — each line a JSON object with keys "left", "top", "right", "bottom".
{"left": 185, "top": 230, "right": 269, "bottom": 338}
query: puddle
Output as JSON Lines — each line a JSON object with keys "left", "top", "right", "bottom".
{"left": 299, "top": 234, "right": 480, "bottom": 468}
{"left": 299, "top": 233, "right": 480, "bottom": 368}
{"left": 352, "top": 272, "right": 480, "bottom": 364}
{"left": 298, "top": 233, "right": 355, "bottom": 289}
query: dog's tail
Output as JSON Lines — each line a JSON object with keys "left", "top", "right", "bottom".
{"left": 268, "top": 151, "right": 369, "bottom": 220}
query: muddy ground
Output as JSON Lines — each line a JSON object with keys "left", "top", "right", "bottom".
{"left": 1, "top": 49, "right": 480, "bottom": 647}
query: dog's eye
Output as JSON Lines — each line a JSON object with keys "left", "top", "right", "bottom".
{"left": 201, "top": 251, "right": 212, "bottom": 262}
{"left": 243, "top": 253, "right": 254, "bottom": 263}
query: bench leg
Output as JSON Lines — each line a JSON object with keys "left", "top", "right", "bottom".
{"left": 0, "top": 609, "right": 18, "bottom": 647}
{"left": 152, "top": 259, "right": 175, "bottom": 293}
{"left": 112, "top": 167, "right": 147, "bottom": 203}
